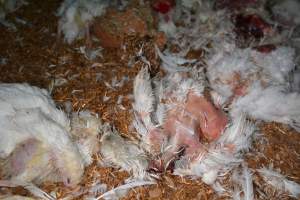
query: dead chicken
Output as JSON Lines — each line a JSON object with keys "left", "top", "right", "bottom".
{"left": 0, "top": 83, "right": 101, "bottom": 187}
{"left": 131, "top": 63, "right": 257, "bottom": 186}
{"left": 133, "top": 67, "right": 228, "bottom": 172}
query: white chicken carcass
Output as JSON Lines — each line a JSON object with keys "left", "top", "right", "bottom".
{"left": 0, "top": 83, "right": 100, "bottom": 186}
{"left": 57, "top": 0, "right": 109, "bottom": 44}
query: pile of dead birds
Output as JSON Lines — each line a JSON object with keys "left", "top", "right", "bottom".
{"left": 0, "top": 0, "right": 300, "bottom": 199}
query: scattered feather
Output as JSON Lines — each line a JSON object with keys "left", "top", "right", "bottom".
{"left": 57, "top": 0, "right": 109, "bottom": 43}
{"left": 78, "top": 46, "right": 103, "bottom": 60}
{"left": 100, "top": 123, "right": 150, "bottom": 180}
{"left": 257, "top": 167, "right": 300, "bottom": 198}
{"left": 0, "top": 180, "right": 55, "bottom": 200}
{"left": 96, "top": 180, "right": 155, "bottom": 200}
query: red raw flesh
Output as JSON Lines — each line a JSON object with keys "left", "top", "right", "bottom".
{"left": 185, "top": 93, "right": 228, "bottom": 141}
{"left": 152, "top": 0, "right": 175, "bottom": 14}
{"left": 215, "top": 0, "right": 258, "bottom": 11}
{"left": 253, "top": 44, "right": 276, "bottom": 53}
{"left": 235, "top": 14, "right": 273, "bottom": 39}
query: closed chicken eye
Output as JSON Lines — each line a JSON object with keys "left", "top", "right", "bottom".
{"left": 63, "top": 177, "right": 71, "bottom": 186}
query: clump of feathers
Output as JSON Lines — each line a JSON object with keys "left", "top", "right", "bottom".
{"left": 57, "top": 0, "right": 109, "bottom": 43}
{"left": 174, "top": 114, "right": 255, "bottom": 185}
{"left": 99, "top": 123, "right": 150, "bottom": 180}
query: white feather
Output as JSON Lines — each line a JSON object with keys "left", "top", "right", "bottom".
{"left": 242, "top": 166, "right": 254, "bottom": 200}
{"left": 158, "top": 20, "right": 177, "bottom": 38}
{"left": 155, "top": 45, "right": 192, "bottom": 73}
{"left": 70, "top": 111, "right": 101, "bottom": 166}
{"left": 96, "top": 180, "right": 155, "bottom": 200}
{"left": 272, "top": 0, "right": 300, "bottom": 25}
{"left": 207, "top": 46, "right": 296, "bottom": 104}
{"left": 0, "top": 83, "right": 87, "bottom": 185}
{"left": 231, "top": 83, "right": 300, "bottom": 131}
{"left": 57, "top": 0, "right": 109, "bottom": 43}
{"left": 251, "top": 46, "right": 296, "bottom": 84}
{"left": 0, "top": 180, "right": 55, "bottom": 200}
{"left": 133, "top": 68, "right": 155, "bottom": 130}
{"left": 88, "top": 181, "right": 107, "bottom": 196}
{"left": 257, "top": 167, "right": 300, "bottom": 198}
{"left": 100, "top": 124, "right": 149, "bottom": 180}
{"left": 174, "top": 114, "right": 255, "bottom": 185}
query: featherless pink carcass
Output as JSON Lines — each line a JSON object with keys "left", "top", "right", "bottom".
{"left": 133, "top": 67, "right": 228, "bottom": 172}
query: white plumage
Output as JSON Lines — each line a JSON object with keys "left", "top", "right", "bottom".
{"left": 206, "top": 44, "right": 300, "bottom": 130}
{"left": 99, "top": 123, "right": 150, "bottom": 180}
{"left": 231, "top": 165, "right": 254, "bottom": 200}
{"left": 271, "top": 0, "right": 300, "bottom": 26}
{"left": 0, "top": 83, "right": 100, "bottom": 186}
{"left": 133, "top": 67, "right": 155, "bottom": 131}
{"left": 207, "top": 46, "right": 295, "bottom": 99}
{"left": 155, "top": 45, "right": 193, "bottom": 73}
{"left": 132, "top": 66, "right": 208, "bottom": 159}
{"left": 174, "top": 114, "right": 255, "bottom": 184}
{"left": 70, "top": 110, "right": 102, "bottom": 165}
{"left": 231, "top": 84, "right": 300, "bottom": 131}
{"left": 57, "top": 0, "right": 109, "bottom": 43}
{"left": 97, "top": 180, "right": 155, "bottom": 200}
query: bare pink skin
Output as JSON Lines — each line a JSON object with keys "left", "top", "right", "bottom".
{"left": 147, "top": 92, "right": 228, "bottom": 171}
{"left": 185, "top": 93, "right": 228, "bottom": 141}
{"left": 147, "top": 128, "right": 168, "bottom": 153}
{"left": 10, "top": 139, "right": 39, "bottom": 176}
{"left": 219, "top": 72, "right": 252, "bottom": 105}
